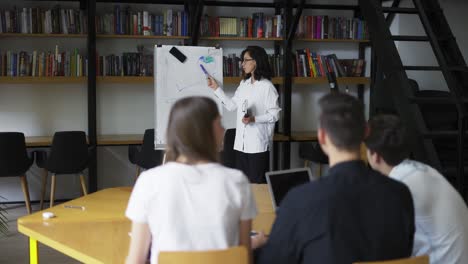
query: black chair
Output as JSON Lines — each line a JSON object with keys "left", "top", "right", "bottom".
{"left": 128, "top": 129, "right": 164, "bottom": 180}
{"left": 0, "top": 132, "right": 34, "bottom": 214}
{"left": 221, "top": 129, "right": 236, "bottom": 169}
{"left": 299, "top": 142, "right": 328, "bottom": 177}
{"left": 35, "top": 131, "right": 91, "bottom": 208}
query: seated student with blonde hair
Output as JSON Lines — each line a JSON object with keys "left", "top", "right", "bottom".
{"left": 365, "top": 114, "right": 468, "bottom": 264}
{"left": 125, "top": 96, "right": 257, "bottom": 264}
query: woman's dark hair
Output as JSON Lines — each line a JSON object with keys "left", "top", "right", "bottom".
{"left": 241, "top": 46, "right": 272, "bottom": 81}
{"left": 165, "top": 96, "right": 220, "bottom": 164}
{"left": 365, "top": 114, "right": 410, "bottom": 166}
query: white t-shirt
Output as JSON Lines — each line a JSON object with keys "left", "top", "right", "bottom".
{"left": 125, "top": 162, "right": 258, "bottom": 264}
{"left": 214, "top": 78, "right": 281, "bottom": 153}
{"left": 389, "top": 159, "right": 468, "bottom": 264}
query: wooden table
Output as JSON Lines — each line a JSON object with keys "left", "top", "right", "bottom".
{"left": 25, "top": 134, "right": 292, "bottom": 147}
{"left": 25, "top": 135, "right": 144, "bottom": 147}
{"left": 18, "top": 185, "right": 275, "bottom": 264}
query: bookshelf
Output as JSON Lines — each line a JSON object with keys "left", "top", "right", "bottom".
{"left": 0, "top": 76, "right": 87, "bottom": 84}
{"left": 96, "top": 34, "right": 190, "bottom": 39}
{"left": 293, "top": 77, "right": 370, "bottom": 85}
{"left": 200, "top": 37, "right": 284, "bottom": 41}
{"left": 295, "top": 38, "right": 370, "bottom": 43}
{"left": 0, "top": 33, "right": 87, "bottom": 38}
{"left": 0, "top": 0, "right": 372, "bottom": 189}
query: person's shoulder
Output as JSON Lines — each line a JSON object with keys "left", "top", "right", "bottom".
{"left": 368, "top": 169, "right": 413, "bottom": 200}
{"left": 239, "top": 77, "right": 250, "bottom": 85}
{"left": 281, "top": 181, "right": 327, "bottom": 209}
{"left": 258, "top": 78, "right": 274, "bottom": 86}
{"left": 391, "top": 159, "right": 443, "bottom": 184}
{"left": 137, "top": 162, "right": 180, "bottom": 182}
{"left": 206, "top": 163, "right": 249, "bottom": 183}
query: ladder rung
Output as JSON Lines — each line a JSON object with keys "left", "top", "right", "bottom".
{"left": 381, "top": 7, "right": 418, "bottom": 14}
{"left": 409, "top": 96, "right": 456, "bottom": 104}
{"left": 404, "top": 66, "right": 441, "bottom": 71}
{"left": 450, "top": 66, "right": 468, "bottom": 72}
{"left": 423, "top": 131, "right": 468, "bottom": 138}
{"left": 392, "top": 35, "right": 429, "bottom": 41}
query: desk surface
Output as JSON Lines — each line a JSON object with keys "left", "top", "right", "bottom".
{"left": 18, "top": 185, "right": 275, "bottom": 264}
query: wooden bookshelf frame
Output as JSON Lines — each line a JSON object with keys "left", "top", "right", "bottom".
{"left": 0, "top": 76, "right": 370, "bottom": 85}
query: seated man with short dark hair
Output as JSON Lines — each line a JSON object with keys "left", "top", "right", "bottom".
{"left": 256, "top": 93, "right": 415, "bottom": 264}
{"left": 365, "top": 114, "right": 468, "bottom": 264}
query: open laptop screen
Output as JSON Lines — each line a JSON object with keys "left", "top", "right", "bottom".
{"left": 265, "top": 168, "right": 313, "bottom": 210}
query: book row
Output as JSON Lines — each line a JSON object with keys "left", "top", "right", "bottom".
{"left": 200, "top": 13, "right": 283, "bottom": 38}
{"left": 97, "top": 7, "right": 189, "bottom": 36}
{"left": 223, "top": 54, "right": 283, "bottom": 77}
{"left": 295, "top": 15, "right": 369, "bottom": 40}
{"left": 0, "top": 48, "right": 87, "bottom": 77}
{"left": 97, "top": 53, "right": 153, "bottom": 77}
{"left": 294, "top": 49, "right": 365, "bottom": 78}
{"left": 0, "top": 6, "right": 87, "bottom": 34}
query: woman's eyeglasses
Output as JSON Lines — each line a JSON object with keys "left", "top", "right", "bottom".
{"left": 241, "top": 58, "right": 255, "bottom": 63}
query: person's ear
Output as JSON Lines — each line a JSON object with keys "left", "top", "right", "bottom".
{"left": 318, "top": 128, "right": 326, "bottom": 146}
{"left": 367, "top": 149, "right": 381, "bottom": 165}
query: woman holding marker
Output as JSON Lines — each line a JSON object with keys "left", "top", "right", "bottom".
{"left": 208, "top": 46, "right": 281, "bottom": 183}
{"left": 125, "top": 97, "right": 257, "bottom": 264}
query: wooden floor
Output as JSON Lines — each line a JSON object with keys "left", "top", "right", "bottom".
{"left": 0, "top": 203, "right": 79, "bottom": 264}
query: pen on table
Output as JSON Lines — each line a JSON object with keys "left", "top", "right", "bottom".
{"left": 64, "top": 205, "right": 86, "bottom": 210}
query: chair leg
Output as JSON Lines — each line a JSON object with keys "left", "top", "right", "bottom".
{"left": 40, "top": 169, "right": 48, "bottom": 210}
{"left": 134, "top": 166, "right": 141, "bottom": 182}
{"left": 79, "top": 174, "right": 88, "bottom": 195}
{"left": 50, "top": 174, "right": 56, "bottom": 208}
{"left": 20, "top": 175, "right": 32, "bottom": 214}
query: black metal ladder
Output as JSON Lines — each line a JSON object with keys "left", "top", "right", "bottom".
{"left": 359, "top": 0, "right": 468, "bottom": 199}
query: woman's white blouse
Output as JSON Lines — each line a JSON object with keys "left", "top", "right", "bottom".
{"left": 214, "top": 78, "right": 281, "bottom": 153}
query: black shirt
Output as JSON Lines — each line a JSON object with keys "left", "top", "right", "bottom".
{"left": 257, "top": 160, "right": 415, "bottom": 264}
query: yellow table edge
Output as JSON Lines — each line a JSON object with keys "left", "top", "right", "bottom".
{"left": 18, "top": 224, "right": 103, "bottom": 264}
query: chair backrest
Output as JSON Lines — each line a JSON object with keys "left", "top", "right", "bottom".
{"left": 354, "top": 255, "right": 429, "bottom": 264}
{"left": 158, "top": 246, "right": 248, "bottom": 264}
{"left": 0, "top": 132, "right": 32, "bottom": 177}
{"left": 136, "top": 129, "right": 163, "bottom": 169}
{"left": 221, "top": 128, "right": 236, "bottom": 168}
{"left": 47, "top": 131, "right": 89, "bottom": 174}
{"left": 415, "top": 90, "right": 457, "bottom": 131}
{"left": 298, "top": 142, "right": 328, "bottom": 164}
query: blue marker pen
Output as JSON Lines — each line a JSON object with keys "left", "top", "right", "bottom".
{"left": 199, "top": 64, "right": 209, "bottom": 77}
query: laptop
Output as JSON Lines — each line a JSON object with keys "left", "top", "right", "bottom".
{"left": 265, "top": 168, "right": 313, "bottom": 210}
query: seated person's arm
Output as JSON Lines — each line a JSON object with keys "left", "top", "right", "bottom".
{"left": 239, "top": 219, "right": 253, "bottom": 264}
{"left": 256, "top": 210, "right": 299, "bottom": 264}
{"left": 126, "top": 222, "right": 151, "bottom": 264}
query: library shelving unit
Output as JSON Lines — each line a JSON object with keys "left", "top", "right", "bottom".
{"left": 1, "top": 0, "right": 372, "bottom": 188}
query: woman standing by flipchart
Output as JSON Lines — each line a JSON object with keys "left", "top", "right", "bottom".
{"left": 208, "top": 46, "right": 281, "bottom": 183}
